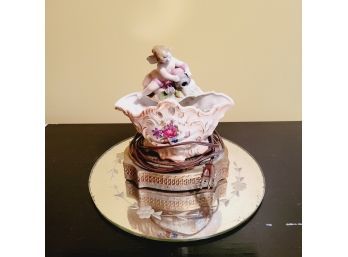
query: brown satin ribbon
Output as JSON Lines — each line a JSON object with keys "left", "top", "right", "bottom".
{"left": 128, "top": 131, "right": 224, "bottom": 173}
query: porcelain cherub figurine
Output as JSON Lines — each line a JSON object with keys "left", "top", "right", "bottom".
{"left": 142, "top": 45, "right": 202, "bottom": 101}
{"left": 115, "top": 45, "right": 234, "bottom": 161}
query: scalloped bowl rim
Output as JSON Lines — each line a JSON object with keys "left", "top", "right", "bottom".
{"left": 115, "top": 91, "right": 235, "bottom": 119}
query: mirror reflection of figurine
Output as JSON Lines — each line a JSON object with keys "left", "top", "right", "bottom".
{"left": 125, "top": 181, "right": 224, "bottom": 239}
{"left": 142, "top": 46, "right": 202, "bottom": 100}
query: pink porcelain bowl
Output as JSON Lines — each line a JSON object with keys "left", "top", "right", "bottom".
{"left": 115, "top": 92, "right": 234, "bottom": 161}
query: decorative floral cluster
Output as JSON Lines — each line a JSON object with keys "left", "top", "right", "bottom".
{"left": 160, "top": 80, "right": 176, "bottom": 94}
{"left": 152, "top": 121, "right": 179, "bottom": 143}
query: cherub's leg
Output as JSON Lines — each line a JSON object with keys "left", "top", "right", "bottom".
{"left": 142, "top": 80, "right": 161, "bottom": 97}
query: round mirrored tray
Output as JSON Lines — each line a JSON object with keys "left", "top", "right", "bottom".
{"left": 89, "top": 137, "right": 265, "bottom": 242}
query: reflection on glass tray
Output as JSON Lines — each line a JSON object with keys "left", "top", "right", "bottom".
{"left": 125, "top": 180, "right": 227, "bottom": 239}
{"left": 89, "top": 138, "right": 265, "bottom": 241}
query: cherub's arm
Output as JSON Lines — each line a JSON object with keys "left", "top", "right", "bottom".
{"left": 174, "top": 58, "right": 192, "bottom": 77}
{"left": 159, "top": 67, "right": 180, "bottom": 82}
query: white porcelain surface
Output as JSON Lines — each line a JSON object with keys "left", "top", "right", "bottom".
{"left": 115, "top": 92, "right": 234, "bottom": 161}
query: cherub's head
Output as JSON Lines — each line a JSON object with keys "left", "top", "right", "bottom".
{"left": 147, "top": 45, "right": 171, "bottom": 64}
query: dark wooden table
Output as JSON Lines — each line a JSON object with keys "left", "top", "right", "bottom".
{"left": 46, "top": 122, "right": 302, "bottom": 257}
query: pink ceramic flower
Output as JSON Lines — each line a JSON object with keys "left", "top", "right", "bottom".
{"left": 162, "top": 122, "right": 178, "bottom": 138}
{"left": 162, "top": 128, "right": 176, "bottom": 138}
